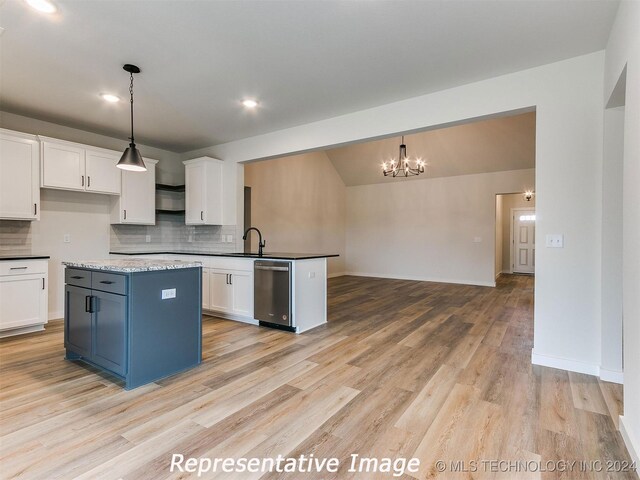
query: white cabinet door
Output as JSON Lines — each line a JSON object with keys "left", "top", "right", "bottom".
{"left": 0, "top": 131, "right": 40, "bottom": 220}
{"left": 202, "top": 267, "right": 210, "bottom": 310}
{"left": 230, "top": 270, "right": 253, "bottom": 317}
{"left": 0, "top": 274, "right": 47, "bottom": 331}
{"left": 116, "top": 160, "right": 156, "bottom": 224}
{"left": 185, "top": 162, "right": 205, "bottom": 224}
{"left": 85, "top": 148, "right": 121, "bottom": 195}
{"left": 209, "top": 270, "right": 232, "bottom": 313}
{"left": 41, "top": 141, "right": 85, "bottom": 191}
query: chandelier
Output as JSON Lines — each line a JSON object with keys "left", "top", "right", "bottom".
{"left": 382, "top": 135, "right": 425, "bottom": 177}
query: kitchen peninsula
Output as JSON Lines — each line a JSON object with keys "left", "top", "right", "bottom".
{"left": 62, "top": 258, "right": 202, "bottom": 389}
{"left": 110, "top": 251, "right": 339, "bottom": 333}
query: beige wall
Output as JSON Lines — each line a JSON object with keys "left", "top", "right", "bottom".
{"left": 499, "top": 193, "right": 536, "bottom": 273}
{"left": 244, "top": 151, "right": 346, "bottom": 275}
{"left": 495, "top": 195, "right": 503, "bottom": 277}
{"left": 346, "top": 169, "right": 535, "bottom": 286}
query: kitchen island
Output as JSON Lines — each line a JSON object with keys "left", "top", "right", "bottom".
{"left": 62, "top": 258, "right": 202, "bottom": 389}
{"left": 110, "top": 251, "right": 339, "bottom": 333}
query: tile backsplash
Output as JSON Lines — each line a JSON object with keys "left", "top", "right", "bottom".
{"left": 110, "top": 214, "right": 242, "bottom": 253}
{"left": 0, "top": 220, "right": 32, "bottom": 255}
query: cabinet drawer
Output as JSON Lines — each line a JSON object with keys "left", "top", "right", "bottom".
{"left": 92, "top": 271, "right": 127, "bottom": 295}
{"left": 65, "top": 268, "right": 92, "bottom": 288}
{"left": 0, "top": 260, "right": 48, "bottom": 276}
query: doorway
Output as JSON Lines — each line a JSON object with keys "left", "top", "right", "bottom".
{"left": 511, "top": 208, "right": 535, "bottom": 274}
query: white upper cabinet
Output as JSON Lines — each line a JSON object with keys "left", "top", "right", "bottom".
{"left": 0, "top": 129, "right": 40, "bottom": 221}
{"left": 110, "top": 159, "right": 157, "bottom": 225}
{"left": 84, "top": 148, "right": 121, "bottom": 195}
{"left": 40, "top": 137, "right": 121, "bottom": 195}
{"left": 183, "top": 157, "right": 223, "bottom": 225}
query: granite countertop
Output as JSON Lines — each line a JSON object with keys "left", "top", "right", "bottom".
{"left": 0, "top": 255, "right": 51, "bottom": 261}
{"left": 63, "top": 259, "right": 202, "bottom": 273}
{"left": 109, "top": 251, "right": 339, "bottom": 261}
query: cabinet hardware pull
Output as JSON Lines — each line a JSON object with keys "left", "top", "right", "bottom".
{"left": 201, "top": 211, "right": 204, "bottom": 221}
{"left": 10, "top": 266, "right": 28, "bottom": 270}
{"left": 99, "top": 280, "right": 114, "bottom": 284}
{"left": 85, "top": 295, "right": 91, "bottom": 312}
{"left": 87, "top": 176, "right": 91, "bottom": 187}
{"left": 42, "top": 278, "right": 45, "bottom": 290}
{"left": 81, "top": 176, "right": 84, "bottom": 187}
{"left": 34, "top": 203, "right": 37, "bottom": 215}
{"left": 124, "top": 209, "right": 127, "bottom": 220}
{"left": 229, "top": 274, "right": 232, "bottom": 285}
{"left": 70, "top": 275, "right": 84, "bottom": 279}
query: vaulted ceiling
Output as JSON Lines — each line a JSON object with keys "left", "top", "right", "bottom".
{"left": 0, "top": 1, "right": 618, "bottom": 152}
{"left": 326, "top": 112, "right": 536, "bottom": 186}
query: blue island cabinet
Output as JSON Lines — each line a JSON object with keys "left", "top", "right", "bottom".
{"left": 64, "top": 262, "right": 202, "bottom": 389}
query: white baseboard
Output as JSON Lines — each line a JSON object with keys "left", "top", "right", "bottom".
{"left": 343, "top": 271, "right": 495, "bottom": 287}
{"left": 620, "top": 416, "right": 640, "bottom": 466}
{"left": 327, "top": 272, "right": 345, "bottom": 279}
{"left": 531, "top": 350, "right": 600, "bottom": 376}
{"left": 49, "top": 310, "right": 63, "bottom": 321}
{"left": 599, "top": 368, "right": 624, "bottom": 384}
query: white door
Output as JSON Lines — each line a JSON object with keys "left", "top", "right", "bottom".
{"left": 85, "top": 149, "right": 121, "bottom": 195}
{"left": 185, "top": 163, "right": 205, "bottom": 224}
{"left": 0, "top": 133, "right": 39, "bottom": 220}
{"left": 120, "top": 162, "right": 155, "bottom": 224}
{"left": 512, "top": 210, "right": 535, "bottom": 274}
{"left": 41, "top": 141, "right": 85, "bottom": 191}
{"left": 230, "top": 270, "right": 253, "bottom": 317}
{"left": 0, "top": 275, "right": 47, "bottom": 331}
{"left": 209, "top": 270, "right": 232, "bottom": 313}
{"left": 202, "top": 267, "right": 210, "bottom": 310}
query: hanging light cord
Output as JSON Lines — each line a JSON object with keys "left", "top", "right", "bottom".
{"left": 129, "top": 72, "right": 135, "bottom": 145}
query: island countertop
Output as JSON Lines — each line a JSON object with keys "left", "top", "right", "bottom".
{"left": 109, "top": 251, "right": 339, "bottom": 261}
{"left": 62, "top": 258, "right": 202, "bottom": 273}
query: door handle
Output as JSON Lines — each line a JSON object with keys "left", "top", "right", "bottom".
{"left": 229, "top": 274, "right": 232, "bottom": 285}
{"left": 34, "top": 203, "right": 37, "bottom": 215}
{"left": 201, "top": 211, "right": 204, "bottom": 221}
{"left": 226, "top": 274, "right": 229, "bottom": 285}
{"left": 42, "top": 278, "right": 45, "bottom": 290}
{"left": 124, "top": 209, "right": 127, "bottom": 220}
{"left": 81, "top": 175, "right": 85, "bottom": 187}
{"left": 87, "top": 176, "right": 91, "bottom": 187}
{"left": 85, "top": 295, "right": 91, "bottom": 312}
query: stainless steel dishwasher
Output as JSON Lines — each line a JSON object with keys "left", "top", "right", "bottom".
{"left": 254, "top": 260, "right": 294, "bottom": 331}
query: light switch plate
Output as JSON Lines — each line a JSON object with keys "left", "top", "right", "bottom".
{"left": 145, "top": 235, "right": 151, "bottom": 243}
{"left": 226, "top": 235, "right": 233, "bottom": 243}
{"left": 161, "top": 288, "right": 176, "bottom": 299}
{"left": 63, "top": 234, "right": 71, "bottom": 243}
{"left": 545, "top": 234, "right": 564, "bottom": 248}
{"left": 308, "top": 271, "right": 316, "bottom": 279}
{"left": 473, "top": 237, "right": 482, "bottom": 243}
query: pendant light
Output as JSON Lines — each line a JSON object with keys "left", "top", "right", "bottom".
{"left": 117, "top": 64, "right": 146, "bottom": 172}
{"left": 381, "top": 136, "right": 425, "bottom": 177}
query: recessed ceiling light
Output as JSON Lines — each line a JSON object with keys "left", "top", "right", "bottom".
{"left": 100, "top": 93, "right": 121, "bottom": 103}
{"left": 25, "top": 0, "right": 57, "bottom": 14}
{"left": 242, "top": 99, "right": 259, "bottom": 109}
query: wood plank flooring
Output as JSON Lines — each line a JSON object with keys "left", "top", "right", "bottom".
{"left": 0, "top": 274, "right": 635, "bottom": 479}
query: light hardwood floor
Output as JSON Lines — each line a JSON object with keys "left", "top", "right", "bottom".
{"left": 0, "top": 275, "right": 635, "bottom": 479}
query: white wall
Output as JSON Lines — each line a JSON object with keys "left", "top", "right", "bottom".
{"left": 185, "top": 51, "right": 606, "bottom": 378}
{"left": 604, "top": 0, "right": 640, "bottom": 464}
{"left": 345, "top": 169, "right": 534, "bottom": 286}
{"left": 600, "top": 107, "right": 624, "bottom": 382}
{"left": 495, "top": 195, "right": 503, "bottom": 278}
{"left": 244, "top": 151, "right": 346, "bottom": 275}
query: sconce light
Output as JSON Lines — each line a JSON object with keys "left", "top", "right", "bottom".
{"left": 524, "top": 190, "right": 534, "bottom": 202}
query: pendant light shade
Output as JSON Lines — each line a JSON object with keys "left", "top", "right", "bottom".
{"left": 117, "top": 64, "right": 146, "bottom": 172}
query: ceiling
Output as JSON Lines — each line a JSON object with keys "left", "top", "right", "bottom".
{"left": 0, "top": 1, "right": 618, "bottom": 153}
{"left": 326, "top": 111, "right": 536, "bottom": 186}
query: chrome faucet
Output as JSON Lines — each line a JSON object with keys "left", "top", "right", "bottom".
{"left": 242, "top": 227, "right": 266, "bottom": 256}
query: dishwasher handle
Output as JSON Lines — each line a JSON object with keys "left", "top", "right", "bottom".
{"left": 255, "top": 265, "right": 289, "bottom": 272}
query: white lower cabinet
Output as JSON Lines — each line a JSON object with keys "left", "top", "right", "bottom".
{"left": 209, "top": 269, "right": 232, "bottom": 312}
{"left": 206, "top": 265, "right": 253, "bottom": 319}
{"left": 230, "top": 270, "right": 252, "bottom": 317}
{"left": 0, "top": 260, "right": 48, "bottom": 337}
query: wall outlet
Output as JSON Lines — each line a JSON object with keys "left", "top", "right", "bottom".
{"left": 145, "top": 235, "right": 151, "bottom": 243}
{"left": 161, "top": 288, "right": 176, "bottom": 299}
{"left": 545, "top": 234, "right": 564, "bottom": 248}
{"left": 63, "top": 234, "right": 71, "bottom": 243}
{"left": 226, "top": 235, "right": 233, "bottom": 243}
{"left": 188, "top": 234, "right": 193, "bottom": 243}
{"left": 308, "top": 271, "right": 316, "bottom": 279}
